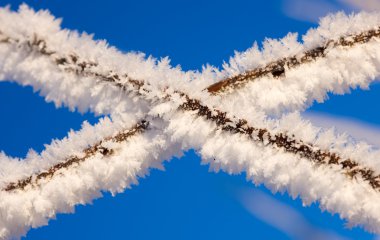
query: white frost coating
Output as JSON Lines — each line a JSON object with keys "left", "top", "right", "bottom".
{"left": 0, "top": 113, "right": 136, "bottom": 188}
{"left": 269, "top": 112, "right": 380, "bottom": 175}
{"left": 165, "top": 102, "right": 380, "bottom": 180}
{"left": 199, "top": 11, "right": 380, "bottom": 116}
{"left": 165, "top": 111, "right": 380, "bottom": 233}
{"left": 2, "top": 7, "right": 380, "bottom": 119}
{"left": 0, "top": 117, "right": 182, "bottom": 239}
{"left": 1, "top": 4, "right": 380, "bottom": 239}
{"left": 0, "top": 5, "right": 197, "bottom": 117}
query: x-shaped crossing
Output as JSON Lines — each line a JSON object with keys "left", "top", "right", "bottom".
{"left": 1, "top": 5, "right": 380, "bottom": 239}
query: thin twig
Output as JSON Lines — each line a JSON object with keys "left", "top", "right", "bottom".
{"left": 2, "top": 28, "right": 380, "bottom": 192}
{"left": 4, "top": 120, "right": 149, "bottom": 191}
{"left": 206, "top": 27, "right": 380, "bottom": 93}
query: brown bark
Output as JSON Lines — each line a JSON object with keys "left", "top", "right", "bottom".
{"left": 4, "top": 121, "right": 148, "bottom": 191}
{"left": 206, "top": 27, "right": 380, "bottom": 93}
{"left": 1, "top": 27, "right": 380, "bottom": 193}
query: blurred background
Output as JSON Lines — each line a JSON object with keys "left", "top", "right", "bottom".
{"left": 1, "top": 0, "right": 380, "bottom": 239}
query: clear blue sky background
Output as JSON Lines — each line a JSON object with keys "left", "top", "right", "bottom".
{"left": 1, "top": 0, "right": 380, "bottom": 239}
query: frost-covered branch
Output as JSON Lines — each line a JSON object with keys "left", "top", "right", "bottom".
{"left": 203, "top": 12, "right": 380, "bottom": 115}
{"left": 0, "top": 116, "right": 183, "bottom": 239}
{"left": 3, "top": 120, "right": 149, "bottom": 192}
{"left": 0, "top": 4, "right": 195, "bottom": 117}
{"left": 207, "top": 26, "right": 380, "bottom": 93}
{"left": 166, "top": 109, "right": 380, "bottom": 233}
{"left": 2, "top": 4, "right": 380, "bottom": 238}
{"left": 179, "top": 98, "right": 380, "bottom": 190}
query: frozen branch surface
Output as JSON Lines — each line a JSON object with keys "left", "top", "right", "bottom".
{"left": 201, "top": 12, "right": 380, "bottom": 116}
{"left": 1, "top": 4, "right": 380, "bottom": 239}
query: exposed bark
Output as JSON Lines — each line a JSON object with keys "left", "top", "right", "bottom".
{"left": 179, "top": 97, "right": 380, "bottom": 190}
{"left": 4, "top": 120, "right": 148, "bottom": 191}
{"left": 1, "top": 27, "right": 380, "bottom": 193}
{"left": 206, "top": 27, "right": 380, "bottom": 93}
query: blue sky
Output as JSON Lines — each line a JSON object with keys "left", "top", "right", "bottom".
{"left": 1, "top": 0, "right": 380, "bottom": 239}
